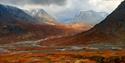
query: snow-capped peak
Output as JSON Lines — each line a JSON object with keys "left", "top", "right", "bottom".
{"left": 27, "top": 9, "right": 56, "bottom": 24}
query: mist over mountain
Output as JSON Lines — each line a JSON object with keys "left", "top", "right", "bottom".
{"left": 59, "top": 10, "right": 108, "bottom": 25}
{"left": 0, "top": 1, "right": 125, "bottom": 62}
{"left": 72, "top": 10, "right": 108, "bottom": 24}
{"left": 40, "top": 0, "right": 125, "bottom": 46}
{"left": 27, "top": 9, "right": 57, "bottom": 25}
{"left": 0, "top": 4, "right": 89, "bottom": 44}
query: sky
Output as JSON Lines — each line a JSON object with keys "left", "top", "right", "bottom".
{"left": 0, "top": 0, "right": 124, "bottom": 24}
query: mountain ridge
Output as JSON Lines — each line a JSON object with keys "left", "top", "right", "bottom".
{"left": 27, "top": 9, "right": 56, "bottom": 25}
{"left": 0, "top": 4, "right": 38, "bottom": 24}
{"left": 40, "top": 0, "right": 125, "bottom": 46}
{"left": 0, "top": 4, "right": 90, "bottom": 44}
{"left": 72, "top": 10, "right": 108, "bottom": 24}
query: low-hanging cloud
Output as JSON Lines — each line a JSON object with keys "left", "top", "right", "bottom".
{"left": 0, "top": 0, "right": 124, "bottom": 24}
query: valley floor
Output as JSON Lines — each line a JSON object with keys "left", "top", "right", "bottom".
{"left": 0, "top": 48, "right": 125, "bottom": 63}
{"left": 0, "top": 41, "right": 125, "bottom": 63}
{"left": 0, "top": 50, "right": 125, "bottom": 63}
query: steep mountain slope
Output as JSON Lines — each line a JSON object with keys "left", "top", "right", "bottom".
{"left": 40, "top": 1, "right": 125, "bottom": 46}
{"left": 0, "top": 4, "right": 38, "bottom": 37}
{"left": 0, "top": 4, "right": 90, "bottom": 44}
{"left": 27, "top": 9, "right": 56, "bottom": 24}
{"left": 0, "top": 4, "right": 38, "bottom": 24}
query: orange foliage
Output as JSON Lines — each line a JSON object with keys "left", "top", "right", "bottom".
{"left": 0, "top": 51, "right": 125, "bottom": 63}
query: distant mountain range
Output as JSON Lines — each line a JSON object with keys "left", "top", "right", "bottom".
{"left": 72, "top": 10, "right": 108, "bottom": 24}
{"left": 40, "top": 1, "right": 125, "bottom": 46}
{"left": 59, "top": 10, "right": 108, "bottom": 24}
{"left": 0, "top": 4, "right": 90, "bottom": 44}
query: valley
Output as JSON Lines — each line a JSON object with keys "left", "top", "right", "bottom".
{"left": 0, "top": 0, "right": 125, "bottom": 63}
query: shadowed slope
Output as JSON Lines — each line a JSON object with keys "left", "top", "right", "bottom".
{"left": 40, "top": 1, "right": 125, "bottom": 46}
{"left": 0, "top": 4, "right": 90, "bottom": 44}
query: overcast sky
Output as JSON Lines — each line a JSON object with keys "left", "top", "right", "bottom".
{"left": 0, "top": 0, "right": 124, "bottom": 23}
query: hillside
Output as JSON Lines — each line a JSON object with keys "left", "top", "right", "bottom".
{"left": 0, "top": 4, "right": 91, "bottom": 44}
{"left": 40, "top": 0, "right": 125, "bottom": 46}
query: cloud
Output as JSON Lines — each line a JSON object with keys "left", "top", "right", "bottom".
{"left": 0, "top": 0, "right": 123, "bottom": 12}
{"left": 46, "top": 0, "right": 123, "bottom": 24}
{"left": 28, "top": 0, "right": 66, "bottom": 6}
{"left": 0, "top": 0, "right": 66, "bottom": 6}
{"left": 88, "top": 0, "right": 124, "bottom": 12}
{"left": 0, "top": 0, "right": 124, "bottom": 24}
{"left": 0, "top": 0, "right": 25, "bottom": 5}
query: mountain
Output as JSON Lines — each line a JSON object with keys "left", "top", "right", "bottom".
{"left": 59, "top": 10, "right": 108, "bottom": 24}
{"left": 0, "top": 4, "right": 88, "bottom": 44}
{"left": 27, "top": 9, "right": 56, "bottom": 25}
{"left": 72, "top": 10, "right": 108, "bottom": 24}
{"left": 0, "top": 4, "right": 38, "bottom": 37}
{"left": 0, "top": 4, "right": 38, "bottom": 24}
{"left": 40, "top": 1, "right": 125, "bottom": 46}
{"left": 0, "top": 23, "right": 90, "bottom": 44}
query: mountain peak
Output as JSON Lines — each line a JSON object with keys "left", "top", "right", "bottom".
{"left": 0, "top": 4, "right": 38, "bottom": 24}
{"left": 28, "top": 9, "right": 56, "bottom": 24}
{"left": 40, "top": 1, "right": 125, "bottom": 46}
{"left": 72, "top": 10, "right": 108, "bottom": 24}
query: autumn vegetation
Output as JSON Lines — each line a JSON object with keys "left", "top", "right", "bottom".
{"left": 0, "top": 50, "right": 125, "bottom": 63}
